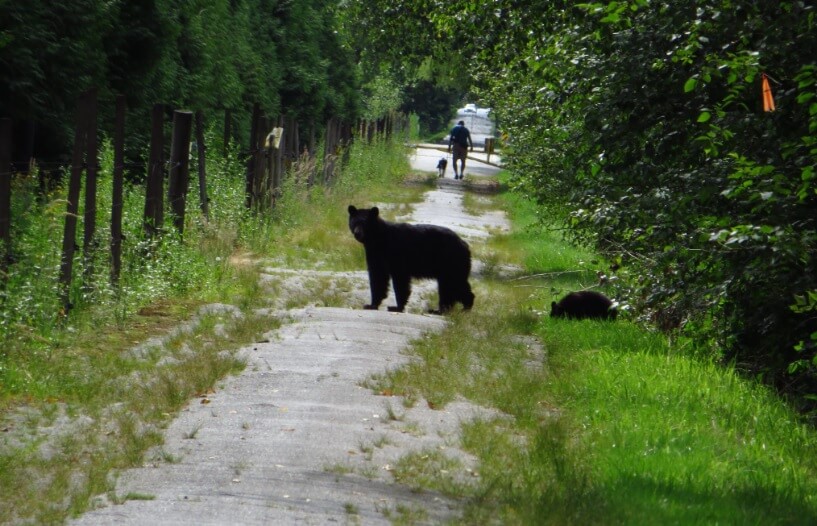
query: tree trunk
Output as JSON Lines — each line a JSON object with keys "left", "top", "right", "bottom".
{"left": 245, "top": 103, "right": 260, "bottom": 209}
{"left": 0, "top": 118, "right": 12, "bottom": 268}
{"left": 195, "top": 110, "right": 209, "bottom": 221}
{"left": 82, "top": 88, "right": 99, "bottom": 289}
{"left": 59, "top": 91, "right": 91, "bottom": 311}
{"left": 110, "top": 95, "right": 126, "bottom": 286}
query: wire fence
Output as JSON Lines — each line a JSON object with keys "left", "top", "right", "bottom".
{"left": 0, "top": 89, "right": 408, "bottom": 313}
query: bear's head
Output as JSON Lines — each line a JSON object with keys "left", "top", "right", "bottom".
{"left": 550, "top": 301, "right": 564, "bottom": 318}
{"left": 348, "top": 205, "right": 380, "bottom": 243}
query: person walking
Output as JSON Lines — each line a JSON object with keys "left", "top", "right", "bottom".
{"left": 448, "top": 120, "right": 473, "bottom": 180}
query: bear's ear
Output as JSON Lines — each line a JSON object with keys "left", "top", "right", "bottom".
{"left": 371, "top": 206, "right": 379, "bottom": 218}
{"left": 348, "top": 205, "right": 357, "bottom": 215}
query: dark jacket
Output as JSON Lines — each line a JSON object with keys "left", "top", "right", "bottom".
{"left": 449, "top": 124, "right": 472, "bottom": 148}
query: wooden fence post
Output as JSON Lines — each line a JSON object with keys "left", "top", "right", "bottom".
{"left": 267, "top": 116, "right": 284, "bottom": 208}
{"left": 195, "top": 110, "right": 209, "bottom": 221}
{"left": 284, "top": 115, "right": 298, "bottom": 172}
{"left": 341, "top": 119, "right": 352, "bottom": 165}
{"left": 0, "top": 118, "right": 11, "bottom": 271}
{"left": 322, "top": 118, "right": 332, "bottom": 183}
{"left": 276, "top": 116, "right": 287, "bottom": 201}
{"left": 143, "top": 104, "right": 165, "bottom": 236}
{"left": 323, "top": 117, "right": 340, "bottom": 183}
{"left": 223, "top": 108, "right": 232, "bottom": 157}
{"left": 82, "top": 88, "right": 99, "bottom": 288}
{"left": 245, "top": 103, "right": 260, "bottom": 209}
{"left": 291, "top": 117, "right": 300, "bottom": 167}
{"left": 307, "top": 124, "right": 317, "bottom": 187}
{"left": 484, "top": 137, "right": 495, "bottom": 163}
{"left": 0, "top": 118, "right": 11, "bottom": 268}
{"left": 167, "top": 110, "right": 193, "bottom": 234}
{"left": 254, "top": 116, "right": 269, "bottom": 209}
{"left": 367, "top": 120, "right": 375, "bottom": 142}
{"left": 59, "top": 90, "right": 90, "bottom": 311}
{"left": 111, "top": 95, "right": 126, "bottom": 286}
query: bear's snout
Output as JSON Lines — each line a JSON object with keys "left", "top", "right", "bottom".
{"left": 352, "top": 226, "right": 365, "bottom": 242}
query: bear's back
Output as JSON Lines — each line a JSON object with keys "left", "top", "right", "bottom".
{"left": 381, "top": 222, "right": 471, "bottom": 278}
{"left": 552, "top": 290, "right": 616, "bottom": 320}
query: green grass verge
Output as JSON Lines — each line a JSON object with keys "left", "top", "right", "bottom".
{"left": 372, "top": 181, "right": 817, "bottom": 525}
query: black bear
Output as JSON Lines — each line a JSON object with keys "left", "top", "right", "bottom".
{"left": 348, "top": 205, "right": 474, "bottom": 314}
{"left": 551, "top": 290, "right": 617, "bottom": 320}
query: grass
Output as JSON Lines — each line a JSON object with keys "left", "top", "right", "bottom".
{"left": 5, "top": 135, "right": 817, "bottom": 524}
{"left": 379, "top": 503, "right": 429, "bottom": 525}
{"left": 367, "top": 177, "right": 817, "bottom": 524}
{"left": 391, "top": 449, "right": 466, "bottom": 494}
{"left": 0, "top": 307, "right": 276, "bottom": 523}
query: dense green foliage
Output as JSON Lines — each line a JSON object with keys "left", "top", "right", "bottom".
{"left": 339, "top": 0, "right": 466, "bottom": 134}
{"left": 345, "top": 1, "right": 817, "bottom": 413}
{"left": 0, "top": 0, "right": 359, "bottom": 158}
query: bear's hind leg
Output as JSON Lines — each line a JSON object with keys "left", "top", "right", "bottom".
{"left": 388, "top": 274, "right": 411, "bottom": 312}
{"left": 432, "top": 279, "right": 455, "bottom": 315}
{"left": 457, "top": 280, "right": 474, "bottom": 310}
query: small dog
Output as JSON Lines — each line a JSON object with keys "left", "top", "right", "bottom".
{"left": 436, "top": 157, "right": 448, "bottom": 178}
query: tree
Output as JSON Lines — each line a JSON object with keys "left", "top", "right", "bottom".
{"left": 0, "top": 0, "right": 361, "bottom": 165}
{"left": 0, "top": 0, "right": 111, "bottom": 160}
{"left": 340, "top": 0, "right": 470, "bottom": 131}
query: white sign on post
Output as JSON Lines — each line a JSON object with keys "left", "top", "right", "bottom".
{"left": 266, "top": 127, "right": 284, "bottom": 149}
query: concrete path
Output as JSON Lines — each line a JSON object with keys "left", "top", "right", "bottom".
{"left": 398, "top": 187, "right": 508, "bottom": 241}
{"left": 71, "top": 151, "right": 505, "bottom": 525}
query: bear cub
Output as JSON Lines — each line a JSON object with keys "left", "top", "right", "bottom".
{"left": 348, "top": 205, "right": 474, "bottom": 314}
{"left": 551, "top": 290, "right": 617, "bottom": 320}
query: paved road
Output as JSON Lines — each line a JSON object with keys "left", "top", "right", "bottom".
{"left": 71, "top": 152, "right": 505, "bottom": 525}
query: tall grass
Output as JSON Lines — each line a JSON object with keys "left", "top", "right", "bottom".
{"left": 0, "top": 138, "right": 244, "bottom": 402}
{"left": 0, "top": 130, "right": 417, "bottom": 524}
{"left": 0, "top": 132, "right": 412, "bottom": 401}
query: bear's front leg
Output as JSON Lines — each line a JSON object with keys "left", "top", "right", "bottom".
{"left": 365, "top": 266, "right": 389, "bottom": 310}
{"left": 388, "top": 274, "right": 411, "bottom": 313}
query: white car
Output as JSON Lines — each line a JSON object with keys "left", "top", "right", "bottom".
{"left": 457, "top": 104, "right": 491, "bottom": 117}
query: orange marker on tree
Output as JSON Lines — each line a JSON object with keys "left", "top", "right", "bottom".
{"left": 762, "top": 73, "right": 775, "bottom": 112}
